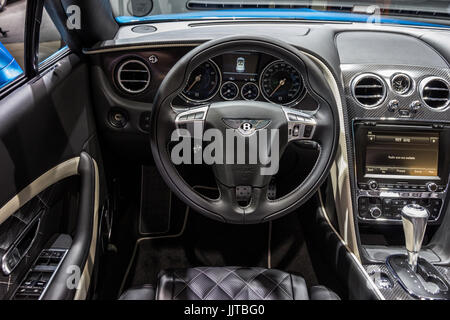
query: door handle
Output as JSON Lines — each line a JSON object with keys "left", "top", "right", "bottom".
{"left": 2, "top": 213, "right": 41, "bottom": 275}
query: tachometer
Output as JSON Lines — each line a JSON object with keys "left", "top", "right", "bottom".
{"left": 182, "top": 60, "right": 221, "bottom": 102}
{"left": 260, "top": 61, "right": 304, "bottom": 105}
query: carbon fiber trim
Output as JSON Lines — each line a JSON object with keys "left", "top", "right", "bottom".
{"left": 342, "top": 64, "right": 450, "bottom": 119}
{"left": 341, "top": 64, "right": 450, "bottom": 256}
{"left": 364, "top": 264, "right": 450, "bottom": 300}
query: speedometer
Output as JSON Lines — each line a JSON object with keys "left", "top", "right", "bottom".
{"left": 181, "top": 60, "right": 221, "bottom": 102}
{"left": 260, "top": 61, "right": 304, "bottom": 105}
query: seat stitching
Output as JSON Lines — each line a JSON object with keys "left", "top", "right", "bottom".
{"left": 169, "top": 267, "right": 297, "bottom": 300}
{"left": 257, "top": 272, "right": 293, "bottom": 298}
{"left": 260, "top": 274, "right": 291, "bottom": 299}
{"left": 229, "top": 268, "right": 270, "bottom": 300}
{"left": 201, "top": 269, "right": 238, "bottom": 300}
{"left": 172, "top": 267, "right": 213, "bottom": 299}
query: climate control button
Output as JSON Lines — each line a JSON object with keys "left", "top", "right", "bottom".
{"left": 426, "top": 182, "right": 438, "bottom": 192}
{"left": 370, "top": 206, "right": 382, "bottom": 219}
{"left": 368, "top": 180, "right": 379, "bottom": 190}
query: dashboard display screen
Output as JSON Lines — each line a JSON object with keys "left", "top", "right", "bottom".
{"left": 365, "top": 132, "right": 439, "bottom": 177}
{"left": 222, "top": 52, "right": 259, "bottom": 81}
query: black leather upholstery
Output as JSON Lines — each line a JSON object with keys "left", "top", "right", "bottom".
{"left": 120, "top": 267, "right": 340, "bottom": 300}
{"left": 309, "top": 285, "right": 341, "bottom": 300}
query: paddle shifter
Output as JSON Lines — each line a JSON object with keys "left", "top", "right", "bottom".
{"left": 401, "top": 204, "right": 429, "bottom": 272}
{"left": 387, "top": 203, "right": 450, "bottom": 299}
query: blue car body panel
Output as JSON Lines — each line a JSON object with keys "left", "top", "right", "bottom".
{"left": 116, "top": 8, "right": 449, "bottom": 29}
{"left": 0, "top": 41, "right": 23, "bottom": 88}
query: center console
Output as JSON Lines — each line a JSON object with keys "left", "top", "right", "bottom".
{"left": 354, "top": 121, "right": 450, "bottom": 224}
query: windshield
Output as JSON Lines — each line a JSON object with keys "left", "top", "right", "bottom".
{"left": 110, "top": 0, "right": 450, "bottom": 25}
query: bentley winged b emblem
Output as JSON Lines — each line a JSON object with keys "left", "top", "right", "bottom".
{"left": 222, "top": 119, "right": 271, "bottom": 135}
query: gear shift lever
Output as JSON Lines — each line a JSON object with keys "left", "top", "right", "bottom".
{"left": 387, "top": 204, "right": 449, "bottom": 299}
{"left": 401, "top": 204, "right": 429, "bottom": 272}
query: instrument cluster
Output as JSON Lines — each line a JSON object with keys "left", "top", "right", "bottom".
{"left": 177, "top": 51, "right": 307, "bottom": 107}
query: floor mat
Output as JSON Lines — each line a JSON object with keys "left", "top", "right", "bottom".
{"left": 124, "top": 207, "right": 319, "bottom": 290}
{"left": 139, "top": 166, "right": 171, "bottom": 235}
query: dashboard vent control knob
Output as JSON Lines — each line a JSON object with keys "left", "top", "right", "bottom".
{"left": 409, "top": 100, "right": 422, "bottom": 113}
{"left": 370, "top": 206, "right": 382, "bottom": 219}
{"left": 426, "top": 182, "right": 438, "bottom": 192}
{"left": 388, "top": 99, "right": 399, "bottom": 112}
{"left": 368, "top": 180, "right": 379, "bottom": 190}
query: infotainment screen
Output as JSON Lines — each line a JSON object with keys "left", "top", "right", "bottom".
{"left": 365, "top": 131, "right": 439, "bottom": 177}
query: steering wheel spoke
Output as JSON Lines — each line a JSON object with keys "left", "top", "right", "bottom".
{"left": 174, "top": 105, "right": 209, "bottom": 138}
{"left": 216, "top": 183, "right": 245, "bottom": 222}
{"left": 282, "top": 106, "right": 318, "bottom": 143}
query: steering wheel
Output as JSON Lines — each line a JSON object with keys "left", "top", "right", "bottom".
{"left": 150, "top": 36, "right": 339, "bottom": 224}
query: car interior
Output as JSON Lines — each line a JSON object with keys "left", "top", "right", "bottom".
{"left": 0, "top": 0, "right": 450, "bottom": 302}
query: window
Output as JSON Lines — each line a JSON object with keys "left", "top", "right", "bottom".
{"left": 0, "top": 0, "right": 26, "bottom": 89}
{"left": 38, "top": 7, "right": 66, "bottom": 65}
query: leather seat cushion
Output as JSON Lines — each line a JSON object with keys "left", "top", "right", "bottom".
{"left": 119, "top": 267, "right": 340, "bottom": 300}
{"left": 155, "top": 267, "right": 339, "bottom": 300}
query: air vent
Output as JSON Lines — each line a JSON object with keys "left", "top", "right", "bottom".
{"left": 420, "top": 77, "right": 450, "bottom": 109}
{"left": 351, "top": 74, "right": 386, "bottom": 107}
{"left": 116, "top": 59, "right": 151, "bottom": 94}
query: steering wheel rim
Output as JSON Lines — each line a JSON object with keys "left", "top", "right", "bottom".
{"left": 150, "top": 35, "right": 340, "bottom": 224}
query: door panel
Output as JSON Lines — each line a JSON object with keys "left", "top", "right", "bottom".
{"left": 0, "top": 54, "right": 96, "bottom": 206}
{"left": 0, "top": 53, "right": 104, "bottom": 299}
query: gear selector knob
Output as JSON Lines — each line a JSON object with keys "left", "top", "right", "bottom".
{"left": 401, "top": 204, "right": 429, "bottom": 272}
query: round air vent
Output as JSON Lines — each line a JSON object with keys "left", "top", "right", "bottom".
{"left": 420, "top": 77, "right": 450, "bottom": 109}
{"left": 351, "top": 74, "right": 386, "bottom": 107}
{"left": 116, "top": 59, "right": 151, "bottom": 94}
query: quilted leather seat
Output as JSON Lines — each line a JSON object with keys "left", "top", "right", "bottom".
{"left": 120, "top": 267, "right": 340, "bottom": 300}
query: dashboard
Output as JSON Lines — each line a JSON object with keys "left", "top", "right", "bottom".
{"left": 87, "top": 21, "right": 450, "bottom": 234}
{"left": 100, "top": 48, "right": 319, "bottom": 113}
